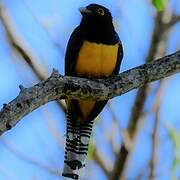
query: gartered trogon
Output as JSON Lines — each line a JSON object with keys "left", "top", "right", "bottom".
{"left": 62, "top": 4, "right": 123, "bottom": 179}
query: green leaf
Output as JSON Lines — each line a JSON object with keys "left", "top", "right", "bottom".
{"left": 152, "top": 0, "right": 168, "bottom": 11}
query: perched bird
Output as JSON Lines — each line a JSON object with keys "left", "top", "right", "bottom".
{"left": 62, "top": 3, "right": 123, "bottom": 179}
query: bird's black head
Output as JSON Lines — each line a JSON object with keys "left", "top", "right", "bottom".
{"left": 79, "top": 4, "right": 112, "bottom": 21}
{"left": 79, "top": 4, "right": 116, "bottom": 44}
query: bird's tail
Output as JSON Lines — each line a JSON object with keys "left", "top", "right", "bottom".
{"left": 62, "top": 114, "right": 94, "bottom": 179}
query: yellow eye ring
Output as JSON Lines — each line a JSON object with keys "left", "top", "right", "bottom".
{"left": 97, "top": 8, "right": 104, "bottom": 16}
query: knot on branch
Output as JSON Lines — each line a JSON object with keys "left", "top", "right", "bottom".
{"left": 19, "top": 84, "right": 26, "bottom": 92}
{"left": 51, "top": 68, "right": 61, "bottom": 78}
{"left": 3, "top": 103, "right": 10, "bottom": 110}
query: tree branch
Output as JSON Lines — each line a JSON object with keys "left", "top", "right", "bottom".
{"left": 165, "top": 14, "right": 180, "bottom": 29}
{"left": 92, "top": 146, "right": 111, "bottom": 177}
{"left": 149, "top": 80, "right": 165, "bottom": 179}
{"left": 0, "top": 50, "right": 180, "bottom": 135}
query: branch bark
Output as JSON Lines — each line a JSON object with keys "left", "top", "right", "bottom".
{"left": 0, "top": 50, "right": 180, "bottom": 135}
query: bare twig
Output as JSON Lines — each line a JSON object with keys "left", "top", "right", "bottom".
{"left": 92, "top": 146, "right": 112, "bottom": 177}
{"left": 90, "top": 115, "right": 114, "bottom": 177}
{"left": 149, "top": 80, "right": 165, "bottom": 179}
{"left": 41, "top": 110, "right": 64, "bottom": 148}
{"left": 0, "top": 50, "right": 179, "bottom": 135}
{"left": 165, "top": 14, "right": 180, "bottom": 29}
{"left": 107, "top": 102, "right": 132, "bottom": 154}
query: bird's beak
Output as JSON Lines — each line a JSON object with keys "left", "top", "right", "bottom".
{"left": 79, "top": 7, "right": 92, "bottom": 15}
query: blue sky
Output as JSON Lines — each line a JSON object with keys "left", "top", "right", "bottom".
{"left": 0, "top": 0, "right": 180, "bottom": 179}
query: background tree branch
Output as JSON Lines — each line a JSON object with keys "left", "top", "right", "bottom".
{"left": 0, "top": 50, "right": 180, "bottom": 136}
{"left": 110, "top": 8, "right": 180, "bottom": 179}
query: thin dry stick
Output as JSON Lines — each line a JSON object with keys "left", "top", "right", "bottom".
{"left": 107, "top": 102, "right": 131, "bottom": 154}
{"left": 91, "top": 115, "right": 114, "bottom": 177}
{"left": 41, "top": 110, "right": 64, "bottom": 148}
{"left": 97, "top": 113, "right": 119, "bottom": 177}
{"left": 165, "top": 14, "right": 180, "bottom": 29}
{"left": 92, "top": 146, "right": 112, "bottom": 177}
{"left": 149, "top": 80, "right": 165, "bottom": 179}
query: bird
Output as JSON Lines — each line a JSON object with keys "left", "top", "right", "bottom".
{"left": 62, "top": 3, "right": 123, "bottom": 179}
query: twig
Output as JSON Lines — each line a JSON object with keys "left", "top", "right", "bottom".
{"left": 165, "top": 14, "right": 180, "bottom": 29}
{"left": 41, "top": 110, "right": 64, "bottom": 148}
{"left": 92, "top": 146, "right": 112, "bottom": 177}
{"left": 91, "top": 115, "right": 113, "bottom": 177}
{"left": 149, "top": 80, "right": 165, "bottom": 179}
{"left": 0, "top": 50, "right": 179, "bottom": 135}
{"left": 107, "top": 102, "right": 132, "bottom": 154}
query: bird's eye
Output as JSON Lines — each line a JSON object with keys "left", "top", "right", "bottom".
{"left": 97, "top": 8, "right": 104, "bottom": 16}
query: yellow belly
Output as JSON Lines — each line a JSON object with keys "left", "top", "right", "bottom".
{"left": 75, "top": 40, "right": 118, "bottom": 77}
{"left": 73, "top": 41, "right": 118, "bottom": 121}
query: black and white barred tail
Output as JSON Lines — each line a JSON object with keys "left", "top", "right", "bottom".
{"left": 62, "top": 114, "right": 94, "bottom": 179}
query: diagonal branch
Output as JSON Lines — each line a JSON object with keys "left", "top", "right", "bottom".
{"left": 0, "top": 50, "right": 180, "bottom": 135}
{"left": 165, "top": 14, "right": 180, "bottom": 29}
{"left": 92, "top": 146, "right": 112, "bottom": 177}
{"left": 149, "top": 80, "right": 165, "bottom": 179}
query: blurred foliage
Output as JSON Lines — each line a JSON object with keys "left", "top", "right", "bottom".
{"left": 152, "top": 0, "right": 169, "bottom": 11}
{"left": 87, "top": 140, "right": 95, "bottom": 159}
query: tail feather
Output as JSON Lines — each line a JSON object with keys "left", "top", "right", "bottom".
{"left": 62, "top": 114, "right": 94, "bottom": 179}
